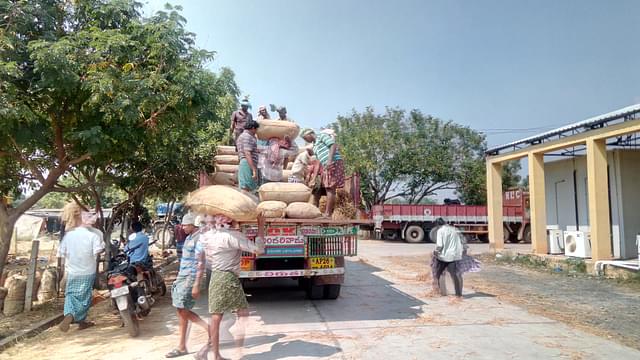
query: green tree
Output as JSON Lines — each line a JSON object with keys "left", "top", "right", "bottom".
{"left": 502, "top": 160, "right": 522, "bottom": 190}
{"left": 333, "top": 107, "right": 488, "bottom": 208}
{"left": 0, "top": 1, "right": 236, "bottom": 274}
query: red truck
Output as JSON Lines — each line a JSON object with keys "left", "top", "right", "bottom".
{"left": 372, "top": 189, "right": 530, "bottom": 243}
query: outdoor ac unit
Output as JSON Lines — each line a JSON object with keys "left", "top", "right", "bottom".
{"left": 564, "top": 231, "right": 591, "bottom": 258}
{"left": 548, "top": 229, "right": 564, "bottom": 255}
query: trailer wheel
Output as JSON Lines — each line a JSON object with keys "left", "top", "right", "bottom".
{"left": 382, "top": 230, "right": 399, "bottom": 241}
{"left": 522, "top": 225, "right": 531, "bottom": 243}
{"left": 405, "top": 225, "right": 425, "bottom": 243}
{"left": 323, "top": 284, "right": 341, "bottom": 299}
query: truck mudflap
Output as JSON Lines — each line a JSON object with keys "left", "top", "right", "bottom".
{"left": 239, "top": 267, "right": 344, "bottom": 279}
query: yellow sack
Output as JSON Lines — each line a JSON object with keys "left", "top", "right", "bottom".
{"left": 258, "top": 183, "right": 311, "bottom": 204}
{"left": 217, "top": 145, "right": 237, "bottom": 156}
{"left": 214, "top": 155, "right": 239, "bottom": 165}
{"left": 186, "top": 185, "right": 258, "bottom": 222}
{"left": 286, "top": 202, "right": 322, "bottom": 219}
{"left": 256, "top": 120, "right": 300, "bottom": 140}
{"left": 257, "top": 201, "right": 287, "bottom": 218}
{"left": 209, "top": 172, "right": 237, "bottom": 186}
{"left": 215, "top": 164, "right": 238, "bottom": 174}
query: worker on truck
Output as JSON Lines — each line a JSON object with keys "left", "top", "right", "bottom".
{"left": 236, "top": 120, "right": 260, "bottom": 194}
{"left": 301, "top": 128, "right": 344, "bottom": 217}
{"left": 230, "top": 99, "right": 253, "bottom": 145}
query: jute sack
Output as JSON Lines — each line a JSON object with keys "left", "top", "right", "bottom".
{"left": 214, "top": 154, "right": 239, "bottom": 165}
{"left": 256, "top": 120, "right": 300, "bottom": 140}
{"left": 217, "top": 145, "right": 237, "bottom": 156}
{"left": 4, "top": 275, "right": 27, "bottom": 316}
{"left": 286, "top": 202, "right": 322, "bottom": 219}
{"left": 32, "top": 270, "right": 42, "bottom": 300}
{"left": 38, "top": 267, "right": 58, "bottom": 302}
{"left": 62, "top": 201, "right": 82, "bottom": 230}
{"left": 257, "top": 201, "right": 287, "bottom": 218}
{"left": 258, "top": 183, "right": 312, "bottom": 204}
{"left": 0, "top": 287, "right": 7, "bottom": 314}
{"left": 209, "top": 172, "right": 237, "bottom": 186}
{"left": 215, "top": 164, "right": 239, "bottom": 174}
{"left": 281, "top": 170, "right": 293, "bottom": 182}
{"left": 186, "top": 185, "right": 258, "bottom": 222}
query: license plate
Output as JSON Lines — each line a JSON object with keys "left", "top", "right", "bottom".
{"left": 240, "top": 258, "right": 253, "bottom": 271}
{"left": 310, "top": 257, "right": 335, "bottom": 269}
{"left": 110, "top": 286, "right": 129, "bottom": 297}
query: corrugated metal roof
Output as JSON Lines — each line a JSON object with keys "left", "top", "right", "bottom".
{"left": 486, "top": 103, "right": 640, "bottom": 155}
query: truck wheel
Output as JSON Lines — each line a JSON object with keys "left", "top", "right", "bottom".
{"left": 382, "top": 230, "right": 399, "bottom": 241}
{"left": 307, "top": 284, "right": 324, "bottom": 300}
{"left": 405, "top": 225, "right": 425, "bottom": 243}
{"left": 323, "top": 284, "right": 341, "bottom": 299}
{"left": 153, "top": 227, "right": 175, "bottom": 249}
{"left": 428, "top": 226, "right": 440, "bottom": 243}
{"left": 522, "top": 225, "right": 531, "bottom": 243}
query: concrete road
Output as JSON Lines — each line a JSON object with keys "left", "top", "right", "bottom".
{"left": 2, "top": 240, "right": 638, "bottom": 359}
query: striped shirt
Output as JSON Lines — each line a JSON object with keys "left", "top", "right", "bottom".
{"left": 313, "top": 132, "right": 341, "bottom": 166}
{"left": 237, "top": 131, "right": 259, "bottom": 165}
{"left": 175, "top": 232, "right": 203, "bottom": 283}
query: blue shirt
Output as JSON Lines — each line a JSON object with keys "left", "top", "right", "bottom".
{"left": 126, "top": 232, "right": 149, "bottom": 264}
{"left": 176, "top": 232, "right": 204, "bottom": 284}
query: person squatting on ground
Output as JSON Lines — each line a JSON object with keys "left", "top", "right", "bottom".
{"left": 236, "top": 120, "right": 261, "bottom": 194}
{"left": 165, "top": 213, "right": 209, "bottom": 358}
{"left": 432, "top": 217, "right": 467, "bottom": 301}
{"left": 301, "top": 128, "right": 345, "bottom": 217}
{"left": 58, "top": 211, "right": 105, "bottom": 332}
{"left": 192, "top": 214, "right": 266, "bottom": 360}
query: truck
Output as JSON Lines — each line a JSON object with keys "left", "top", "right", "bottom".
{"left": 372, "top": 189, "right": 530, "bottom": 243}
{"left": 201, "top": 148, "right": 367, "bottom": 299}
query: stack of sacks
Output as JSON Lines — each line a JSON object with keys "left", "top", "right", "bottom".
{"left": 210, "top": 145, "right": 239, "bottom": 186}
{"left": 257, "top": 182, "right": 322, "bottom": 219}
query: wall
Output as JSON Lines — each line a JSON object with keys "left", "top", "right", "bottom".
{"left": 543, "top": 149, "right": 640, "bottom": 259}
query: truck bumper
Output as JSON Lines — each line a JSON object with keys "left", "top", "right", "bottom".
{"left": 239, "top": 267, "right": 345, "bottom": 279}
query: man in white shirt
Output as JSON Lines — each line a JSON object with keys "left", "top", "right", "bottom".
{"left": 57, "top": 211, "right": 105, "bottom": 332}
{"left": 434, "top": 218, "right": 465, "bottom": 300}
{"left": 288, "top": 145, "right": 314, "bottom": 183}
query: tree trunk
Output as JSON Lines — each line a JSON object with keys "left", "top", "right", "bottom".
{"left": 0, "top": 211, "right": 18, "bottom": 277}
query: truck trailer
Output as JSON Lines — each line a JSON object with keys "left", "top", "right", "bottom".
{"left": 372, "top": 189, "right": 530, "bottom": 243}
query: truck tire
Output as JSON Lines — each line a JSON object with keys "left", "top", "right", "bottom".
{"left": 323, "top": 284, "right": 341, "bottom": 299}
{"left": 405, "top": 225, "right": 425, "bottom": 243}
{"left": 429, "top": 226, "right": 440, "bottom": 243}
{"left": 153, "top": 226, "right": 175, "bottom": 249}
{"left": 382, "top": 230, "right": 399, "bottom": 241}
{"left": 522, "top": 225, "right": 531, "bottom": 243}
{"left": 307, "top": 284, "right": 324, "bottom": 300}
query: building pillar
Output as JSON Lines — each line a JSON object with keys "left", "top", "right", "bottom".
{"left": 586, "top": 138, "right": 612, "bottom": 261}
{"left": 486, "top": 161, "right": 504, "bottom": 251}
{"left": 528, "top": 152, "right": 548, "bottom": 254}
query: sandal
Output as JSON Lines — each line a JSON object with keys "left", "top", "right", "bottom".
{"left": 166, "top": 349, "right": 189, "bottom": 358}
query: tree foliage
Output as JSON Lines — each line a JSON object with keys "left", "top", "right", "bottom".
{"left": 0, "top": 0, "right": 238, "bottom": 274}
{"left": 333, "top": 108, "right": 487, "bottom": 208}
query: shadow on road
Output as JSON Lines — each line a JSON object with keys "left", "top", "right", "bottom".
{"left": 242, "top": 339, "right": 341, "bottom": 360}
{"left": 243, "top": 259, "right": 425, "bottom": 325}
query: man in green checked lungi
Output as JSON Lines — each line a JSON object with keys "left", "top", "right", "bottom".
{"left": 57, "top": 209, "right": 105, "bottom": 332}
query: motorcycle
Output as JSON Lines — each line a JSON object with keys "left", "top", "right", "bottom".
{"left": 107, "top": 239, "right": 166, "bottom": 337}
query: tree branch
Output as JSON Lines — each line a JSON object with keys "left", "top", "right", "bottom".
{"left": 6, "top": 137, "right": 45, "bottom": 183}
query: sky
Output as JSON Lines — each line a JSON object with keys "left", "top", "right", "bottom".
{"left": 144, "top": 0, "right": 640, "bottom": 149}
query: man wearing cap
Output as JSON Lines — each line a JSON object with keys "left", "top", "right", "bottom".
{"left": 256, "top": 105, "right": 270, "bottom": 121}
{"left": 301, "top": 128, "right": 344, "bottom": 217}
{"left": 236, "top": 120, "right": 260, "bottom": 194}
{"left": 166, "top": 213, "right": 209, "bottom": 358}
{"left": 230, "top": 99, "right": 253, "bottom": 145}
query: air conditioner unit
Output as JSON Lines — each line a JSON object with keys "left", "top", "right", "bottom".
{"left": 547, "top": 229, "right": 564, "bottom": 255}
{"left": 564, "top": 231, "right": 591, "bottom": 258}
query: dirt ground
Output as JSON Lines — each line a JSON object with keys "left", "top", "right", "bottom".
{"left": 381, "top": 253, "right": 640, "bottom": 351}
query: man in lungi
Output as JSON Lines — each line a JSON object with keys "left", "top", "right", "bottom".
{"left": 236, "top": 120, "right": 260, "bottom": 194}
{"left": 301, "top": 128, "right": 345, "bottom": 217}
{"left": 166, "top": 213, "right": 209, "bottom": 358}
{"left": 57, "top": 211, "right": 105, "bottom": 332}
